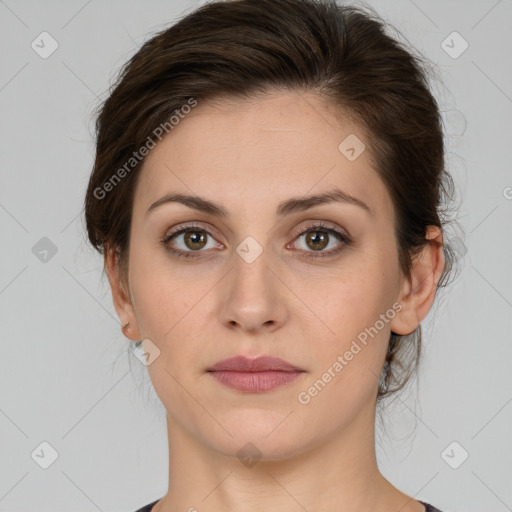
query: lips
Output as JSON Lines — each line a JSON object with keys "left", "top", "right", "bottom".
{"left": 206, "top": 356, "right": 305, "bottom": 393}
{"left": 207, "top": 355, "right": 303, "bottom": 373}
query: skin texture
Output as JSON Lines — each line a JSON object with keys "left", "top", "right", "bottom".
{"left": 106, "top": 90, "right": 444, "bottom": 512}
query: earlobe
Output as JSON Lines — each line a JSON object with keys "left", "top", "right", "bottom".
{"left": 390, "top": 291, "right": 420, "bottom": 335}
{"left": 390, "top": 226, "right": 445, "bottom": 336}
{"left": 104, "top": 247, "right": 142, "bottom": 341}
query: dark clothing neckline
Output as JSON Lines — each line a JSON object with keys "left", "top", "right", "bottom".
{"left": 133, "top": 497, "right": 446, "bottom": 511}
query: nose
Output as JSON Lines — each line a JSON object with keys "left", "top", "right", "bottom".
{"left": 219, "top": 247, "right": 288, "bottom": 334}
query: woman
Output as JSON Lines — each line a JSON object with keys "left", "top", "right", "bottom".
{"left": 84, "top": 0, "right": 458, "bottom": 510}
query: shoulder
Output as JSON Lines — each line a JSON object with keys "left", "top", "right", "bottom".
{"left": 132, "top": 499, "right": 449, "bottom": 512}
{"left": 420, "top": 500, "right": 448, "bottom": 512}
{"left": 134, "top": 499, "right": 450, "bottom": 512}
{"left": 132, "top": 498, "right": 160, "bottom": 512}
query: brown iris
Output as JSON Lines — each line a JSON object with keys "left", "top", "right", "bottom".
{"left": 305, "top": 231, "right": 329, "bottom": 251}
{"left": 184, "top": 230, "right": 208, "bottom": 250}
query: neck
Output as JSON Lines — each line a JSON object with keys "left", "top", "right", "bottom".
{"left": 152, "top": 400, "right": 422, "bottom": 512}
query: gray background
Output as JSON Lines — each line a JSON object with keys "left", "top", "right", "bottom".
{"left": 1, "top": 0, "right": 511, "bottom": 511}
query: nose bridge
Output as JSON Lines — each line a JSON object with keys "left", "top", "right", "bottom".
{"left": 220, "top": 236, "right": 285, "bottom": 331}
{"left": 231, "top": 238, "right": 274, "bottom": 303}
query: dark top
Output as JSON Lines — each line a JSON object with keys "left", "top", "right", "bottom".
{"left": 133, "top": 498, "right": 446, "bottom": 511}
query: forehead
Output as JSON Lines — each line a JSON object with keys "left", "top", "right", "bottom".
{"left": 133, "top": 90, "right": 393, "bottom": 222}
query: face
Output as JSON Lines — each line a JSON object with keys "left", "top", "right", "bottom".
{"left": 108, "top": 89, "right": 433, "bottom": 460}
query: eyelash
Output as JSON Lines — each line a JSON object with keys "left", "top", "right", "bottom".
{"left": 160, "top": 221, "right": 352, "bottom": 260}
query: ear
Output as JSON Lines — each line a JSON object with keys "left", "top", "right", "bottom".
{"left": 104, "top": 247, "right": 142, "bottom": 341}
{"left": 390, "top": 226, "right": 445, "bottom": 336}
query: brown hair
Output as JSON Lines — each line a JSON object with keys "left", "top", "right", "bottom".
{"left": 84, "top": 0, "right": 460, "bottom": 402}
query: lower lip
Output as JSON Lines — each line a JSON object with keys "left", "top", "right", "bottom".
{"left": 208, "top": 370, "right": 304, "bottom": 392}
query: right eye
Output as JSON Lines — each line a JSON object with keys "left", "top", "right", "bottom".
{"left": 161, "top": 224, "right": 222, "bottom": 259}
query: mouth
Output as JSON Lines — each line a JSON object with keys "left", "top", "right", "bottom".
{"left": 206, "top": 355, "right": 305, "bottom": 393}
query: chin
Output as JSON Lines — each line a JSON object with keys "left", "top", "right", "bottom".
{"left": 196, "top": 411, "right": 317, "bottom": 462}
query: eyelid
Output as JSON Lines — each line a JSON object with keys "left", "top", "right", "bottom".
{"left": 291, "top": 220, "right": 349, "bottom": 239}
{"left": 165, "top": 222, "right": 223, "bottom": 242}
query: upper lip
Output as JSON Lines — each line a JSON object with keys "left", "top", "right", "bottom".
{"left": 207, "top": 355, "right": 304, "bottom": 372}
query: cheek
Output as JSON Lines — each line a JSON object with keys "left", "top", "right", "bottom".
{"left": 297, "top": 281, "right": 393, "bottom": 418}
{"left": 303, "top": 252, "right": 397, "bottom": 377}
{"left": 128, "top": 255, "right": 212, "bottom": 406}
{"left": 305, "top": 257, "right": 391, "bottom": 335}
{"left": 128, "top": 244, "right": 204, "bottom": 335}
{"left": 128, "top": 249, "right": 221, "bottom": 385}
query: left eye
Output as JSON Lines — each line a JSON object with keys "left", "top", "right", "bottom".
{"left": 291, "top": 226, "right": 349, "bottom": 255}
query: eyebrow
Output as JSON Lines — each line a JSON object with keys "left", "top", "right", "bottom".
{"left": 145, "top": 187, "right": 372, "bottom": 219}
